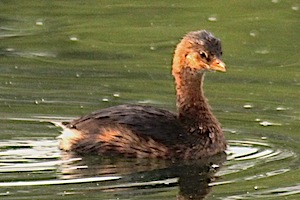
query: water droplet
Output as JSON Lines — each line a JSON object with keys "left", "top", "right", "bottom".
{"left": 291, "top": 5, "right": 299, "bottom": 11}
{"left": 69, "top": 36, "right": 79, "bottom": 41}
{"left": 150, "top": 46, "right": 156, "bottom": 50}
{"left": 255, "top": 49, "right": 270, "bottom": 54}
{"left": 271, "top": 0, "right": 280, "bottom": 3}
{"left": 5, "top": 81, "right": 13, "bottom": 85}
{"left": 35, "top": 21, "right": 43, "bottom": 26}
{"left": 211, "top": 164, "right": 219, "bottom": 169}
{"left": 259, "top": 121, "right": 282, "bottom": 127}
{"left": 113, "top": 93, "right": 120, "bottom": 97}
{"left": 260, "top": 121, "right": 272, "bottom": 126}
{"left": 6, "top": 48, "right": 15, "bottom": 52}
{"left": 207, "top": 16, "right": 217, "bottom": 22}
{"left": 243, "top": 104, "right": 253, "bottom": 109}
{"left": 276, "top": 106, "right": 287, "bottom": 111}
{"left": 249, "top": 30, "right": 258, "bottom": 37}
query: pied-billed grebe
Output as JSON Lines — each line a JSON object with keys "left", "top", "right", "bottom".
{"left": 57, "top": 30, "right": 227, "bottom": 159}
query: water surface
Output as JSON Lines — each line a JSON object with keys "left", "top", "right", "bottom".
{"left": 0, "top": 1, "right": 299, "bottom": 199}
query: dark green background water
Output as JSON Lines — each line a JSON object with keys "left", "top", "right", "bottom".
{"left": 0, "top": 0, "right": 299, "bottom": 199}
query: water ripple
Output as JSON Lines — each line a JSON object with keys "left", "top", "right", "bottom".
{"left": 0, "top": 137, "right": 297, "bottom": 200}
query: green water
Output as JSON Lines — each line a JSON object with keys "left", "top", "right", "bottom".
{"left": 0, "top": 0, "right": 299, "bottom": 199}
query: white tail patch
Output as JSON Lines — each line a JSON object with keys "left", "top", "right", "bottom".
{"left": 52, "top": 121, "right": 83, "bottom": 151}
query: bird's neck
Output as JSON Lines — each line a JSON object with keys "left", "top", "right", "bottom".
{"left": 173, "top": 67, "right": 221, "bottom": 134}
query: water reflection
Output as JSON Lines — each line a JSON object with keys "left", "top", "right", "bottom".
{"left": 59, "top": 152, "right": 226, "bottom": 200}
{"left": 0, "top": 137, "right": 226, "bottom": 199}
{"left": 0, "top": 135, "right": 296, "bottom": 199}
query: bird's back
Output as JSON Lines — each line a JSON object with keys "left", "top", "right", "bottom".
{"left": 58, "top": 104, "right": 188, "bottom": 158}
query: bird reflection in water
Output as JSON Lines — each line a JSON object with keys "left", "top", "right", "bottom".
{"left": 58, "top": 152, "right": 226, "bottom": 199}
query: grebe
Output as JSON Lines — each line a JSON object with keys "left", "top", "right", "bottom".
{"left": 58, "top": 30, "right": 227, "bottom": 159}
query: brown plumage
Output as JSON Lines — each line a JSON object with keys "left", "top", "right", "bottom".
{"left": 57, "top": 30, "right": 227, "bottom": 159}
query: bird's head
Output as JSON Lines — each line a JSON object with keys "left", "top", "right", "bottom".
{"left": 172, "top": 30, "right": 226, "bottom": 74}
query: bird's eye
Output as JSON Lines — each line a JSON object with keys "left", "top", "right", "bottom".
{"left": 199, "top": 51, "right": 209, "bottom": 60}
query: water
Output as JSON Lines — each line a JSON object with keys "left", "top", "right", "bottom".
{"left": 0, "top": 0, "right": 299, "bottom": 199}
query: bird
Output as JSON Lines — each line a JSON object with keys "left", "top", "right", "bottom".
{"left": 57, "top": 30, "right": 227, "bottom": 159}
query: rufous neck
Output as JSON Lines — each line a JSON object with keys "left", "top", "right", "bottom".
{"left": 173, "top": 67, "right": 222, "bottom": 136}
{"left": 173, "top": 68, "right": 210, "bottom": 118}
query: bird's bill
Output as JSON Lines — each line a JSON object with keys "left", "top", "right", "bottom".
{"left": 210, "top": 58, "right": 226, "bottom": 72}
